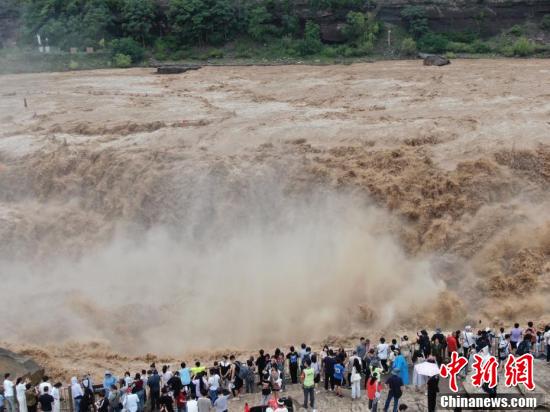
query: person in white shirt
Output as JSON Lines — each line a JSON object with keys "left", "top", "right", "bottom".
{"left": 51, "top": 383, "right": 62, "bottom": 412}
{"left": 207, "top": 370, "right": 220, "bottom": 404}
{"left": 123, "top": 389, "right": 139, "bottom": 412}
{"left": 377, "top": 337, "right": 390, "bottom": 373}
{"left": 15, "top": 378, "right": 27, "bottom": 412}
{"left": 3, "top": 374, "right": 15, "bottom": 412}
{"left": 70, "top": 377, "right": 84, "bottom": 412}
{"left": 39, "top": 376, "right": 53, "bottom": 396}
{"left": 186, "top": 395, "right": 198, "bottom": 412}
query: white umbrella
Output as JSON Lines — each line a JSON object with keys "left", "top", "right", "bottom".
{"left": 414, "top": 361, "right": 440, "bottom": 377}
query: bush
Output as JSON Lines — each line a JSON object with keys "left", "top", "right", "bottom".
{"left": 446, "top": 41, "right": 473, "bottom": 53}
{"left": 508, "top": 24, "right": 523, "bottom": 36}
{"left": 400, "top": 37, "right": 417, "bottom": 56}
{"left": 471, "top": 40, "right": 491, "bottom": 53}
{"left": 512, "top": 37, "right": 535, "bottom": 56}
{"left": 540, "top": 14, "right": 550, "bottom": 30}
{"left": 68, "top": 60, "right": 79, "bottom": 70}
{"left": 297, "top": 21, "right": 322, "bottom": 56}
{"left": 418, "top": 32, "right": 448, "bottom": 53}
{"left": 445, "top": 51, "right": 456, "bottom": 59}
{"left": 113, "top": 53, "right": 132, "bottom": 67}
{"left": 110, "top": 37, "right": 144, "bottom": 63}
{"left": 500, "top": 45, "right": 514, "bottom": 57}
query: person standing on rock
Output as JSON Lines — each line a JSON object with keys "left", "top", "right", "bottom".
{"left": 37, "top": 387, "right": 54, "bottom": 412}
{"left": 323, "top": 350, "right": 335, "bottom": 392}
{"left": 366, "top": 372, "right": 382, "bottom": 411}
{"left": 350, "top": 358, "right": 362, "bottom": 400}
{"left": 509, "top": 323, "right": 522, "bottom": 352}
{"left": 333, "top": 358, "right": 345, "bottom": 398}
{"left": 70, "top": 377, "right": 83, "bottom": 412}
{"left": 426, "top": 375, "right": 439, "bottom": 412}
{"left": 286, "top": 346, "right": 299, "bottom": 384}
{"left": 24, "top": 384, "right": 37, "bottom": 412}
{"left": 377, "top": 338, "right": 390, "bottom": 373}
{"left": 3, "top": 374, "right": 15, "bottom": 412}
{"left": 16, "top": 378, "right": 27, "bottom": 412}
{"left": 301, "top": 359, "right": 315, "bottom": 410}
{"left": 50, "top": 383, "right": 61, "bottom": 412}
{"left": 383, "top": 369, "right": 403, "bottom": 412}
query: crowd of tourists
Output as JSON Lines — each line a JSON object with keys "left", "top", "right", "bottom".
{"left": 1, "top": 322, "right": 548, "bottom": 412}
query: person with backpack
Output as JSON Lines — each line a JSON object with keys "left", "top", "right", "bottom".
{"left": 269, "top": 360, "right": 282, "bottom": 402}
{"left": 516, "top": 335, "right": 532, "bottom": 356}
{"left": 286, "top": 347, "right": 299, "bottom": 384}
{"left": 301, "top": 359, "right": 315, "bottom": 410}
{"left": 229, "top": 356, "right": 244, "bottom": 400}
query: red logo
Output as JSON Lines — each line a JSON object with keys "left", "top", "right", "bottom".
{"left": 471, "top": 354, "right": 498, "bottom": 388}
{"left": 440, "top": 352, "right": 468, "bottom": 392}
{"left": 504, "top": 354, "right": 535, "bottom": 391}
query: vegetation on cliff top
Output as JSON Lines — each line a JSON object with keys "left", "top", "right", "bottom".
{"left": 0, "top": 0, "right": 548, "bottom": 72}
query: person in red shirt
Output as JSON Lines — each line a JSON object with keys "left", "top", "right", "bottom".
{"left": 446, "top": 332, "right": 458, "bottom": 360}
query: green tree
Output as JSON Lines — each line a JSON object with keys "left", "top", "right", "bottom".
{"left": 121, "top": 0, "right": 156, "bottom": 46}
{"left": 247, "top": 5, "right": 276, "bottom": 41}
{"left": 401, "top": 6, "right": 429, "bottom": 39}
{"left": 168, "top": 0, "right": 236, "bottom": 45}
{"left": 297, "top": 20, "right": 322, "bottom": 55}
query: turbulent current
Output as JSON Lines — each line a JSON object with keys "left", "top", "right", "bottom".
{"left": 0, "top": 61, "right": 549, "bottom": 359}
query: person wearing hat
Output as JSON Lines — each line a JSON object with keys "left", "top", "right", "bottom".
{"left": 383, "top": 368, "right": 403, "bottom": 412}
{"left": 103, "top": 372, "right": 117, "bottom": 397}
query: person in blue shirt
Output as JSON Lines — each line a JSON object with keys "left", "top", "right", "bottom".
{"left": 103, "top": 372, "right": 117, "bottom": 397}
{"left": 384, "top": 368, "right": 404, "bottom": 412}
{"left": 391, "top": 350, "right": 409, "bottom": 386}
{"left": 333, "top": 360, "right": 345, "bottom": 398}
{"left": 179, "top": 362, "right": 191, "bottom": 392}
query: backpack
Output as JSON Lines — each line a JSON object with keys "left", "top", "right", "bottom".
{"left": 238, "top": 364, "right": 249, "bottom": 380}
{"left": 289, "top": 354, "right": 298, "bottom": 364}
{"left": 516, "top": 341, "right": 530, "bottom": 356}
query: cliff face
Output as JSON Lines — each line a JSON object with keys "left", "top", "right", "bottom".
{"left": 299, "top": 0, "right": 550, "bottom": 41}
{"left": 376, "top": 0, "right": 550, "bottom": 34}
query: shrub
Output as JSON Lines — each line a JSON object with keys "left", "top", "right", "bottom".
{"left": 297, "top": 21, "right": 322, "bottom": 56}
{"left": 500, "top": 45, "right": 514, "bottom": 57}
{"left": 110, "top": 37, "right": 144, "bottom": 63}
{"left": 540, "top": 14, "right": 550, "bottom": 30}
{"left": 471, "top": 40, "right": 491, "bottom": 53}
{"left": 68, "top": 60, "right": 79, "bottom": 70}
{"left": 445, "top": 51, "right": 456, "bottom": 59}
{"left": 512, "top": 37, "right": 535, "bottom": 56}
{"left": 447, "top": 41, "right": 473, "bottom": 53}
{"left": 207, "top": 48, "right": 224, "bottom": 58}
{"left": 400, "top": 37, "right": 417, "bottom": 56}
{"left": 418, "top": 32, "right": 448, "bottom": 53}
{"left": 113, "top": 53, "right": 132, "bottom": 67}
{"left": 508, "top": 24, "right": 523, "bottom": 36}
